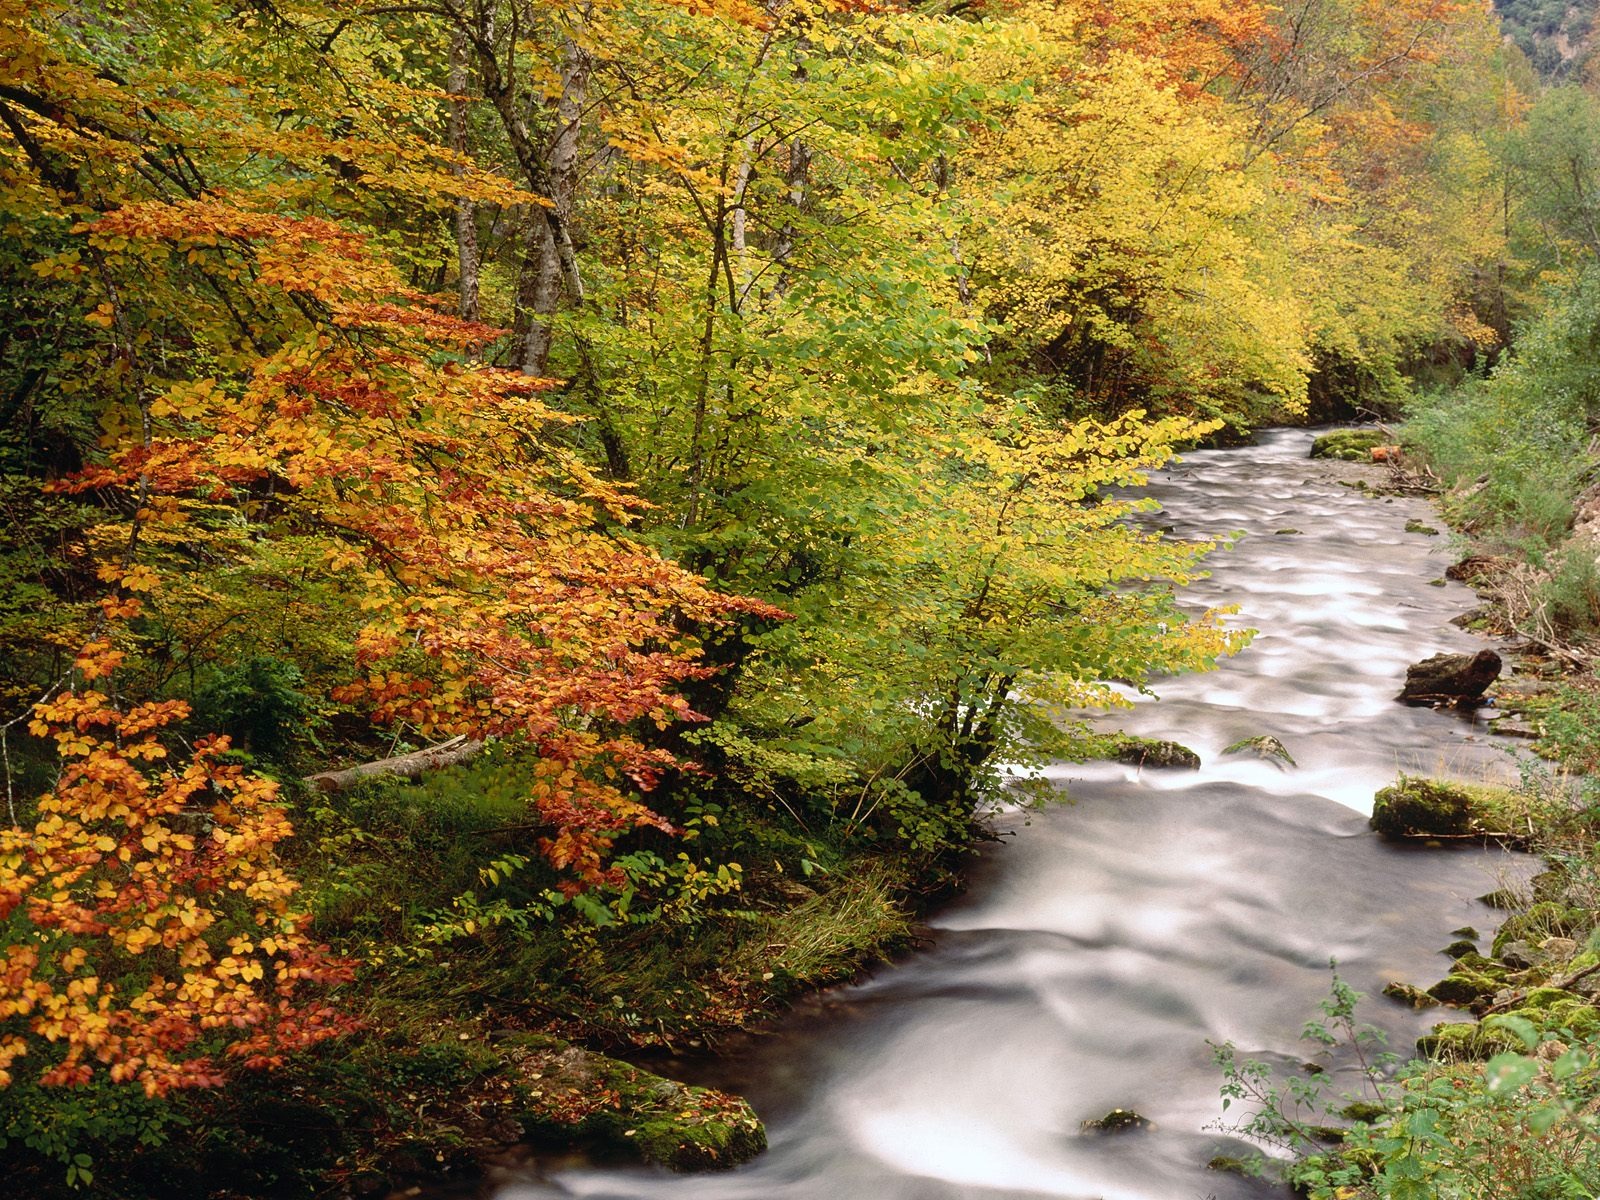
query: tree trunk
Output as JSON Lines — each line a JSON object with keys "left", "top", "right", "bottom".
{"left": 448, "top": 31, "right": 481, "bottom": 322}
{"left": 304, "top": 736, "right": 485, "bottom": 793}
{"left": 518, "top": 37, "right": 589, "bottom": 375}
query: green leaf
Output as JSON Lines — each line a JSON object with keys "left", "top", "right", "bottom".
{"left": 1484, "top": 1053, "right": 1539, "bottom": 1094}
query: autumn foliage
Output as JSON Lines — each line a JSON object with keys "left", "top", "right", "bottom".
{"left": 0, "top": 0, "right": 1537, "bottom": 1184}
{"left": 0, "top": 641, "right": 353, "bottom": 1096}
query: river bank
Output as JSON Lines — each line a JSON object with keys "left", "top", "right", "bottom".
{"left": 16, "top": 428, "right": 1563, "bottom": 1200}
{"left": 434, "top": 427, "right": 1544, "bottom": 1200}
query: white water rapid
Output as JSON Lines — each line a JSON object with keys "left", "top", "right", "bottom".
{"left": 486, "top": 427, "right": 1533, "bottom": 1200}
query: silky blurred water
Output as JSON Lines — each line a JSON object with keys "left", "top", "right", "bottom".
{"left": 478, "top": 428, "right": 1532, "bottom": 1200}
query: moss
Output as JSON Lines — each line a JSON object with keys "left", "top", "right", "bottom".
{"left": 1370, "top": 775, "right": 1542, "bottom": 845}
{"left": 1492, "top": 902, "right": 1581, "bottom": 956}
{"left": 1221, "top": 735, "right": 1296, "bottom": 766}
{"left": 1405, "top": 519, "right": 1441, "bottom": 535}
{"left": 1441, "top": 939, "right": 1478, "bottom": 960}
{"left": 1489, "top": 997, "right": 1600, "bottom": 1041}
{"left": 1426, "top": 968, "right": 1502, "bottom": 1007}
{"left": 1452, "top": 951, "right": 1508, "bottom": 978}
{"left": 498, "top": 1035, "right": 766, "bottom": 1172}
{"left": 1310, "top": 429, "right": 1388, "bottom": 461}
{"left": 1371, "top": 777, "right": 1471, "bottom": 838}
{"left": 1081, "top": 1108, "right": 1151, "bottom": 1133}
{"left": 1382, "top": 981, "right": 1439, "bottom": 1009}
{"left": 1339, "top": 1101, "right": 1389, "bottom": 1123}
{"left": 1108, "top": 735, "right": 1201, "bottom": 770}
{"left": 1416, "top": 1021, "right": 1521, "bottom": 1060}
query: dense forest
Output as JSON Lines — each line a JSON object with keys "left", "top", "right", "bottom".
{"left": 6, "top": 0, "right": 1600, "bottom": 1195}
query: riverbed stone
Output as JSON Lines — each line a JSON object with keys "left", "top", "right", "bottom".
{"left": 1397, "top": 649, "right": 1501, "bottom": 707}
{"left": 1498, "top": 940, "right": 1543, "bottom": 971}
{"left": 1310, "top": 429, "right": 1388, "bottom": 461}
{"left": 1206, "top": 1154, "right": 1256, "bottom": 1175}
{"left": 1110, "top": 736, "right": 1201, "bottom": 770}
{"left": 1081, "top": 1108, "right": 1151, "bottom": 1133}
{"left": 498, "top": 1035, "right": 766, "bottom": 1171}
{"left": 1539, "top": 936, "right": 1580, "bottom": 960}
{"left": 1382, "top": 981, "right": 1439, "bottom": 1009}
{"left": 1492, "top": 903, "right": 1579, "bottom": 956}
{"left": 1370, "top": 776, "right": 1471, "bottom": 838}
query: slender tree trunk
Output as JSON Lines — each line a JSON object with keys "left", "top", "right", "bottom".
{"left": 448, "top": 31, "right": 481, "bottom": 322}
{"left": 772, "top": 137, "right": 809, "bottom": 296}
{"left": 518, "top": 37, "right": 590, "bottom": 374}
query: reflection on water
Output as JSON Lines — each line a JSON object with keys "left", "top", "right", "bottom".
{"left": 481, "top": 429, "right": 1532, "bottom": 1200}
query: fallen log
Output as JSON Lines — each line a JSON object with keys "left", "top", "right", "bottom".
{"left": 304, "top": 735, "right": 485, "bottom": 793}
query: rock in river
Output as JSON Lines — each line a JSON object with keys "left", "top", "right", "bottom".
{"left": 1397, "top": 649, "right": 1500, "bottom": 707}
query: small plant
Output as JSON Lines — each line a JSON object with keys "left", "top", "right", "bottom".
{"left": 1214, "top": 970, "right": 1600, "bottom": 1199}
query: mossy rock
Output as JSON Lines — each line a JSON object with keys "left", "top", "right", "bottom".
{"left": 1310, "top": 429, "right": 1388, "bottom": 461}
{"left": 1081, "top": 1108, "right": 1151, "bottom": 1133}
{"left": 1382, "top": 981, "right": 1438, "bottom": 1009}
{"left": 1416, "top": 1020, "right": 1521, "bottom": 1060}
{"left": 1370, "top": 775, "right": 1536, "bottom": 844}
{"left": 1492, "top": 903, "right": 1581, "bottom": 957}
{"left": 1206, "top": 1154, "right": 1256, "bottom": 1175}
{"left": 1451, "top": 926, "right": 1481, "bottom": 941}
{"left": 1451, "top": 951, "right": 1507, "bottom": 978}
{"left": 1109, "top": 736, "right": 1200, "bottom": 770}
{"left": 1339, "top": 1101, "right": 1389, "bottom": 1123}
{"left": 1426, "top": 968, "right": 1502, "bottom": 1008}
{"left": 1498, "top": 998, "right": 1600, "bottom": 1041}
{"left": 1221, "top": 735, "right": 1296, "bottom": 767}
{"left": 1531, "top": 867, "right": 1577, "bottom": 905}
{"left": 1441, "top": 939, "right": 1478, "bottom": 960}
{"left": 1404, "top": 519, "right": 1440, "bottom": 535}
{"left": 1370, "top": 777, "right": 1470, "bottom": 838}
{"left": 498, "top": 1036, "right": 766, "bottom": 1171}
{"left": 1479, "top": 888, "right": 1521, "bottom": 910}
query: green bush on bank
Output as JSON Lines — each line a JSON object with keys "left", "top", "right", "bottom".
{"left": 1405, "top": 267, "right": 1600, "bottom": 554}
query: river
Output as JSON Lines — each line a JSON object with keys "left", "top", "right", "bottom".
{"left": 480, "top": 427, "right": 1532, "bottom": 1200}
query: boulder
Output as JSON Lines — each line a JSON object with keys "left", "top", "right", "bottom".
{"left": 1111, "top": 736, "right": 1200, "bottom": 770}
{"left": 1081, "top": 1108, "right": 1151, "bottom": 1133}
{"left": 1310, "top": 429, "right": 1388, "bottom": 461}
{"left": 1370, "top": 777, "right": 1471, "bottom": 838}
{"left": 1397, "top": 649, "right": 1501, "bottom": 707}
{"left": 1498, "top": 940, "right": 1542, "bottom": 971}
{"left": 500, "top": 1035, "right": 766, "bottom": 1171}
{"left": 1382, "top": 981, "right": 1438, "bottom": 1010}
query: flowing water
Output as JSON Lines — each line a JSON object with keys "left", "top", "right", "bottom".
{"left": 485, "top": 428, "right": 1533, "bottom": 1200}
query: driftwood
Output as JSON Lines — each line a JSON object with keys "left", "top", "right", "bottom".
{"left": 304, "top": 735, "right": 484, "bottom": 793}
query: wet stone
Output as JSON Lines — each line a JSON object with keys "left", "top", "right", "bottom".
{"left": 1081, "top": 1108, "right": 1152, "bottom": 1134}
